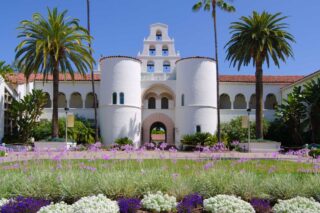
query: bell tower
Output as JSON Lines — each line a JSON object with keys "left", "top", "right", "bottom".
{"left": 138, "top": 23, "right": 180, "bottom": 76}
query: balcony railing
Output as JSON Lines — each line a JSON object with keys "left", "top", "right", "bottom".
{"left": 141, "top": 72, "right": 176, "bottom": 81}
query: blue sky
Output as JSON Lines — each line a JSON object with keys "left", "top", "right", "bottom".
{"left": 0, "top": 0, "right": 319, "bottom": 75}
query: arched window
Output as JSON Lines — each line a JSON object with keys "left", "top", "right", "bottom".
{"left": 161, "top": 97, "right": 169, "bottom": 109}
{"left": 147, "top": 61, "right": 155, "bottom": 72}
{"left": 148, "top": 97, "right": 156, "bottom": 109}
{"left": 149, "top": 45, "right": 156, "bottom": 56}
{"left": 234, "top": 94, "right": 246, "bottom": 109}
{"left": 58, "top": 92, "right": 67, "bottom": 108}
{"left": 249, "top": 94, "right": 256, "bottom": 109}
{"left": 220, "top": 94, "right": 231, "bottom": 109}
{"left": 156, "top": 30, "right": 162, "bottom": 41}
{"left": 163, "top": 61, "right": 171, "bottom": 73}
{"left": 120, "top": 92, "right": 125, "bottom": 105}
{"left": 44, "top": 93, "right": 51, "bottom": 108}
{"left": 70, "top": 92, "right": 83, "bottom": 108}
{"left": 85, "top": 93, "right": 97, "bottom": 108}
{"left": 265, "top": 93, "right": 278, "bottom": 109}
{"left": 181, "top": 94, "right": 185, "bottom": 106}
{"left": 112, "top": 92, "right": 117, "bottom": 105}
{"left": 162, "top": 45, "right": 169, "bottom": 56}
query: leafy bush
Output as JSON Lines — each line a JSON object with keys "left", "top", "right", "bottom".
{"left": 117, "top": 198, "right": 141, "bottom": 213}
{"left": 37, "top": 201, "right": 73, "bottom": 213}
{"left": 32, "top": 117, "right": 95, "bottom": 144}
{"left": 141, "top": 191, "right": 177, "bottom": 212}
{"left": 221, "top": 117, "right": 269, "bottom": 143}
{"left": 72, "top": 194, "right": 119, "bottom": 213}
{"left": 0, "top": 196, "right": 50, "bottom": 213}
{"left": 273, "top": 197, "right": 320, "bottom": 213}
{"left": 151, "top": 129, "right": 165, "bottom": 134}
{"left": 203, "top": 195, "right": 255, "bottom": 213}
{"left": 0, "top": 198, "right": 9, "bottom": 208}
{"left": 115, "top": 137, "right": 133, "bottom": 146}
{"left": 0, "top": 151, "right": 6, "bottom": 157}
{"left": 181, "top": 132, "right": 217, "bottom": 146}
{"left": 309, "top": 149, "right": 320, "bottom": 158}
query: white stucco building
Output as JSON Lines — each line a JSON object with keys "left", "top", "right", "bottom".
{"left": 1, "top": 23, "right": 317, "bottom": 146}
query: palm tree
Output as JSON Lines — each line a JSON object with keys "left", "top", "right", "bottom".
{"left": 225, "top": 11, "right": 295, "bottom": 139}
{"left": 15, "top": 8, "right": 94, "bottom": 138}
{"left": 86, "top": 0, "right": 99, "bottom": 142}
{"left": 0, "top": 61, "right": 13, "bottom": 79}
{"left": 192, "top": 0, "right": 235, "bottom": 142}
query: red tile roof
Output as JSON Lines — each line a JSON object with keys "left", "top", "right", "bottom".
{"left": 219, "top": 75, "right": 304, "bottom": 84}
{"left": 5, "top": 73, "right": 304, "bottom": 85}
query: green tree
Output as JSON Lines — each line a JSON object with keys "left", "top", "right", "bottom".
{"left": 8, "top": 89, "right": 47, "bottom": 144}
{"left": 275, "top": 87, "right": 306, "bottom": 146}
{"left": 225, "top": 11, "right": 295, "bottom": 139}
{"left": 0, "top": 61, "right": 13, "bottom": 79}
{"left": 15, "top": 8, "right": 94, "bottom": 139}
{"left": 303, "top": 78, "right": 320, "bottom": 143}
{"left": 192, "top": 0, "right": 235, "bottom": 142}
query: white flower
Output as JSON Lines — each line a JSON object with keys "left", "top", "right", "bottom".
{"left": 37, "top": 201, "right": 73, "bottom": 213}
{"left": 0, "top": 198, "right": 9, "bottom": 208}
{"left": 141, "top": 191, "right": 177, "bottom": 212}
{"left": 273, "top": 196, "right": 320, "bottom": 213}
{"left": 203, "top": 195, "right": 255, "bottom": 213}
{"left": 72, "top": 194, "right": 119, "bottom": 213}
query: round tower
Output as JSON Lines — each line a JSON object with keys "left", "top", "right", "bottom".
{"left": 175, "top": 57, "right": 217, "bottom": 145}
{"left": 99, "top": 56, "right": 142, "bottom": 147}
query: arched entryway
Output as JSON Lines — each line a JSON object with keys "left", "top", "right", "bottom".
{"left": 142, "top": 113, "right": 175, "bottom": 145}
{"left": 150, "top": 122, "right": 166, "bottom": 143}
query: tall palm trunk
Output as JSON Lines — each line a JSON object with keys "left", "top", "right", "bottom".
{"left": 212, "top": 0, "right": 221, "bottom": 142}
{"left": 255, "top": 61, "right": 263, "bottom": 139}
{"left": 87, "top": 0, "right": 99, "bottom": 142}
{"left": 52, "top": 62, "right": 60, "bottom": 138}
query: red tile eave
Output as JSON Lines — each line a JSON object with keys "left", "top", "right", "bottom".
{"left": 6, "top": 73, "right": 304, "bottom": 85}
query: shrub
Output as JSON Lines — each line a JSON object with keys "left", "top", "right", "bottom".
{"left": 0, "top": 150, "right": 6, "bottom": 157}
{"left": 309, "top": 149, "right": 320, "bottom": 158}
{"left": 203, "top": 195, "right": 255, "bottom": 213}
{"left": 117, "top": 198, "right": 141, "bottom": 213}
{"left": 37, "top": 201, "right": 73, "bottom": 213}
{"left": 141, "top": 191, "right": 177, "bottom": 212}
{"left": 72, "top": 194, "right": 119, "bottom": 213}
{"left": 181, "top": 132, "right": 217, "bottom": 146}
{"left": 177, "top": 193, "right": 203, "bottom": 213}
{"left": 115, "top": 137, "right": 133, "bottom": 146}
{"left": 273, "top": 196, "right": 320, "bottom": 213}
{"left": 0, "top": 196, "right": 50, "bottom": 213}
{"left": 221, "top": 117, "right": 269, "bottom": 143}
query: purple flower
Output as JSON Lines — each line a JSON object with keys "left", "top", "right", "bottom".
{"left": 1, "top": 196, "right": 51, "bottom": 213}
{"left": 118, "top": 198, "right": 141, "bottom": 213}
{"left": 177, "top": 193, "right": 203, "bottom": 213}
{"left": 250, "top": 198, "right": 272, "bottom": 213}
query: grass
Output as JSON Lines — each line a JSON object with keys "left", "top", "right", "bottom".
{"left": 0, "top": 159, "right": 319, "bottom": 202}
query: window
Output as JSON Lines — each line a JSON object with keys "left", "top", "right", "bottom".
{"left": 249, "top": 94, "right": 256, "bottom": 109}
{"left": 181, "top": 94, "right": 185, "bottom": 106}
{"left": 163, "top": 61, "right": 171, "bottom": 72}
{"left": 162, "top": 46, "right": 168, "bottom": 56}
{"left": 220, "top": 94, "right": 231, "bottom": 109}
{"left": 44, "top": 93, "right": 51, "bottom": 108}
{"left": 112, "top": 92, "right": 117, "bottom": 104}
{"left": 85, "top": 93, "right": 97, "bottom": 108}
{"left": 265, "top": 94, "right": 278, "bottom": 109}
{"left": 149, "top": 46, "right": 156, "bottom": 56}
{"left": 70, "top": 92, "right": 83, "bottom": 108}
{"left": 161, "top": 97, "right": 169, "bottom": 109}
{"left": 156, "top": 30, "right": 162, "bottom": 41}
{"left": 148, "top": 97, "right": 156, "bottom": 109}
{"left": 58, "top": 93, "right": 67, "bottom": 108}
{"left": 234, "top": 94, "right": 246, "bottom": 109}
{"left": 196, "top": 125, "right": 201, "bottom": 133}
{"left": 147, "top": 61, "right": 155, "bottom": 72}
{"left": 120, "top": 92, "right": 124, "bottom": 105}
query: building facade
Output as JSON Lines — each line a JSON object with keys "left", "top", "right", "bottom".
{"left": 2, "top": 23, "right": 316, "bottom": 146}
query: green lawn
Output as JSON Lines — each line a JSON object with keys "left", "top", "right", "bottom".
{"left": 0, "top": 159, "right": 319, "bottom": 202}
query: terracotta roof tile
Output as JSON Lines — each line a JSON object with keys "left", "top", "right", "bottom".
{"left": 6, "top": 73, "right": 304, "bottom": 85}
